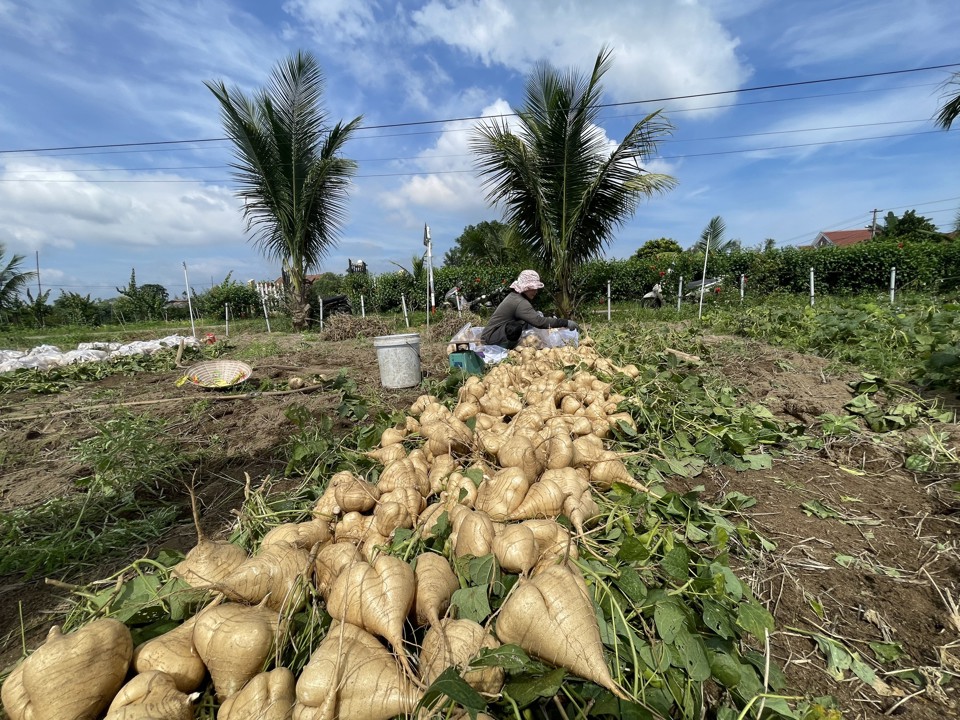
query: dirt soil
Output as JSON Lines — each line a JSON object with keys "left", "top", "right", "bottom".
{"left": 1, "top": 327, "right": 958, "bottom": 720}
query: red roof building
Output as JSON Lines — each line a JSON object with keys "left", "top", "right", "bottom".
{"left": 811, "top": 229, "right": 873, "bottom": 248}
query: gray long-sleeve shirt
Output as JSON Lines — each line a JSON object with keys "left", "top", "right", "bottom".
{"left": 480, "top": 291, "right": 568, "bottom": 347}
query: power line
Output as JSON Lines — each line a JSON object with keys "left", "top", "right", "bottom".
{"left": 0, "top": 61, "right": 956, "bottom": 156}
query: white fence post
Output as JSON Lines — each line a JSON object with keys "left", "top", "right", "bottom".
{"left": 225, "top": 303, "right": 229, "bottom": 337}
{"left": 809, "top": 267, "right": 815, "bottom": 307}
{"left": 401, "top": 294, "right": 410, "bottom": 328}
{"left": 182, "top": 262, "right": 197, "bottom": 338}
{"left": 361, "top": 295, "right": 366, "bottom": 318}
{"left": 261, "top": 296, "right": 272, "bottom": 333}
{"left": 319, "top": 299, "right": 324, "bottom": 332}
{"left": 607, "top": 281, "right": 611, "bottom": 321}
{"left": 677, "top": 275, "right": 683, "bottom": 312}
{"left": 889, "top": 267, "right": 897, "bottom": 304}
{"left": 740, "top": 274, "right": 745, "bottom": 302}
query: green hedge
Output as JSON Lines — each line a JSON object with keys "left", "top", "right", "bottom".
{"left": 333, "top": 240, "right": 960, "bottom": 313}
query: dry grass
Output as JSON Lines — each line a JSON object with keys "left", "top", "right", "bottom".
{"left": 321, "top": 315, "right": 392, "bottom": 341}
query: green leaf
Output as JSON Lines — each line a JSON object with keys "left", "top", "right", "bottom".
{"left": 503, "top": 668, "right": 566, "bottom": 707}
{"left": 451, "top": 585, "right": 491, "bottom": 623}
{"left": 709, "top": 649, "right": 742, "bottom": 688}
{"left": 742, "top": 453, "right": 772, "bottom": 470}
{"left": 736, "top": 599, "right": 774, "bottom": 641}
{"left": 661, "top": 545, "right": 690, "bottom": 581}
{"left": 801, "top": 500, "right": 841, "bottom": 519}
{"left": 471, "top": 644, "right": 541, "bottom": 672}
{"left": 616, "top": 566, "right": 647, "bottom": 602}
{"left": 465, "top": 554, "right": 498, "bottom": 586}
{"left": 673, "top": 629, "right": 711, "bottom": 681}
{"left": 417, "top": 666, "right": 487, "bottom": 717}
{"left": 654, "top": 601, "right": 688, "bottom": 643}
{"left": 868, "top": 641, "right": 904, "bottom": 664}
{"left": 618, "top": 535, "right": 651, "bottom": 563}
{"left": 701, "top": 599, "right": 736, "bottom": 639}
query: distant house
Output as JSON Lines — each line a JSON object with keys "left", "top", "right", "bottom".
{"left": 809, "top": 229, "right": 873, "bottom": 249}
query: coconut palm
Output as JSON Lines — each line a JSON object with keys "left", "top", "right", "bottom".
{"left": 935, "top": 71, "right": 960, "bottom": 130}
{"left": 206, "top": 51, "right": 362, "bottom": 330}
{"left": 691, "top": 216, "right": 739, "bottom": 253}
{"left": 0, "top": 243, "right": 36, "bottom": 315}
{"left": 471, "top": 47, "right": 676, "bottom": 317}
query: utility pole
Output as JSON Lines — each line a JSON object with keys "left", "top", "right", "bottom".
{"left": 870, "top": 208, "right": 880, "bottom": 239}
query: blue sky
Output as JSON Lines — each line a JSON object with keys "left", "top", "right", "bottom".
{"left": 1, "top": 0, "right": 957, "bottom": 300}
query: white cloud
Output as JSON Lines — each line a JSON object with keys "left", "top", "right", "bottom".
{"left": 410, "top": 0, "right": 750, "bottom": 109}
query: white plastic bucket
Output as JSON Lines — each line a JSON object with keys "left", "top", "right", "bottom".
{"left": 372, "top": 333, "right": 422, "bottom": 388}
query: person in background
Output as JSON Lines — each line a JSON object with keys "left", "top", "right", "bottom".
{"left": 480, "top": 270, "right": 579, "bottom": 349}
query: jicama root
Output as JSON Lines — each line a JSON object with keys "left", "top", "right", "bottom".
{"left": 413, "top": 552, "right": 460, "bottom": 627}
{"left": 314, "top": 542, "right": 363, "bottom": 597}
{"left": 451, "top": 509, "right": 496, "bottom": 559}
{"left": 293, "top": 622, "right": 421, "bottom": 720}
{"left": 217, "top": 542, "right": 313, "bottom": 611}
{"left": 495, "top": 563, "right": 625, "bottom": 698}
{"left": 420, "top": 619, "right": 504, "bottom": 694}
{"left": 260, "top": 519, "right": 332, "bottom": 550}
{"left": 218, "top": 667, "right": 296, "bottom": 720}
{"left": 474, "top": 468, "right": 529, "bottom": 521}
{"left": 192, "top": 602, "right": 281, "bottom": 701}
{"left": 132, "top": 615, "right": 206, "bottom": 692}
{"left": 104, "top": 670, "right": 196, "bottom": 720}
{"left": 589, "top": 451, "right": 649, "bottom": 492}
{"left": 326, "top": 555, "right": 415, "bottom": 663}
{"left": 1, "top": 617, "right": 133, "bottom": 720}
{"left": 492, "top": 523, "right": 539, "bottom": 574}
{"left": 334, "top": 475, "right": 381, "bottom": 514}
{"left": 509, "top": 477, "right": 567, "bottom": 521}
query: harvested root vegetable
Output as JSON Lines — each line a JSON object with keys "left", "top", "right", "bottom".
{"left": 365, "top": 443, "right": 407, "bottom": 465}
{"left": 496, "top": 435, "right": 542, "bottom": 482}
{"left": 474, "top": 467, "right": 529, "bottom": 521}
{"left": 133, "top": 615, "right": 206, "bottom": 692}
{"left": 218, "top": 542, "right": 313, "bottom": 611}
{"left": 495, "top": 563, "right": 624, "bottom": 697}
{"left": 293, "top": 622, "right": 420, "bottom": 720}
{"left": 589, "top": 451, "right": 648, "bottom": 492}
{"left": 192, "top": 602, "right": 280, "bottom": 701}
{"left": 334, "top": 511, "right": 374, "bottom": 544}
{"left": 509, "top": 477, "right": 567, "bottom": 521}
{"left": 522, "top": 519, "right": 579, "bottom": 563}
{"left": 420, "top": 619, "right": 504, "bottom": 694}
{"left": 260, "top": 519, "right": 331, "bottom": 550}
{"left": 410, "top": 394, "right": 440, "bottom": 416}
{"left": 171, "top": 539, "right": 248, "bottom": 589}
{"left": 314, "top": 542, "right": 363, "bottom": 597}
{"left": 377, "top": 458, "right": 430, "bottom": 497}
{"left": 218, "top": 667, "right": 296, "bottom": 720}
{"left": 492, "top": 523, "right": 538, "bottom": 574}
{"left": 452, "top": 509, "right": 496, "bottom": 559}
{"left": 420, "top": 419, "right": 473, "bottom": 456}
{"left": 379, "top": 484, "right": 424, "bottom": 521}
{"left": 326, "top": 555, "right": 415, "bottom": 659}
{"left": 1, "top": 617, "right": 133, "bottom": 720}
{"left": 104, "top": 670, "right": 195, "bottom": 720}
{"left": 442, "top": 472, "right": 478, "bottom": 509}
{"left": 428, "top": 453, "right": 457, "bottom": 494}
{"left": 334, "top": 475, "right": 380, "bottom": 514}
{"left": 380, "top": 427, "right": 407, "bottom": 446}
{"left": 373, "top": 500, "right": 413, "bottom": 537}
{"left": 413, "top": 552, "right": 460, "bottom": 627}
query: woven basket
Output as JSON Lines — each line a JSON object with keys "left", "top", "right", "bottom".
{"left": 182, "top": 360, "right": 252, "bottom": 389}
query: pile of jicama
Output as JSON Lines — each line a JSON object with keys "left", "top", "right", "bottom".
{"left": 2, "top": 337, "right": 679, "bottom": 720}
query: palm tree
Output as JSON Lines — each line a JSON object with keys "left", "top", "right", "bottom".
{"left": 206, "top": 51, "right": 363, "bottom": 330}
{"left": 471, "top": 47, "right": 676, "bottom": 316}
{"left": 691, "top": 216, "right": 738, "bottom": 253}
{"left": 935, "top": 71, "right": 960, "bottom": 130}
{"left": 0, "top": 243, "right": 36, "bottom": 316}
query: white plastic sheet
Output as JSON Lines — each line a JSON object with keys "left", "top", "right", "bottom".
{"left": 0, "top": 335, "right": 200, "bottom": 375}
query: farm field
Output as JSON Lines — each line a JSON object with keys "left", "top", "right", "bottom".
{"left": 0, "top": 307, "right": 957, "bottom": 720}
